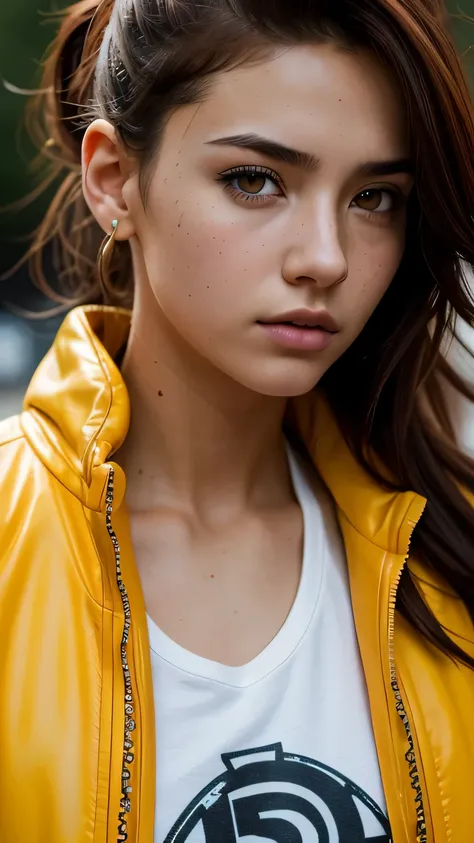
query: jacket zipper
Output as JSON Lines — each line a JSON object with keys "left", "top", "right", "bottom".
{"left": 106, "top": 468, "right": 136, "bottom": 843}
{"left": 105, "top": 461, "right": 428, "bottom": 843}
{"left": 388, "top": 560, "right": 427, "bottom": 843}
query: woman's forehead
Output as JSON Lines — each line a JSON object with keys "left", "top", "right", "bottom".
{"left": 163, "top": 44, "right": 410, "bottom": 166}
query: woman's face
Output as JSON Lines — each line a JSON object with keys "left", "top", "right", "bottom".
{"left": 123, "top": 42, "right": 414, "bottom": 396}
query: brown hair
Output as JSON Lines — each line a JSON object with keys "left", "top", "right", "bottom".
{"left": 26, "top": 0, "right": 474, "bottom": 665}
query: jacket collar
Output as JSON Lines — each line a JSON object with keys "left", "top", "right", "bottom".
{"left": 22, "top": 305, "right": 425, "bottom": 552}
{"left": 23, "top": 306, "right": 131, "bottom": 511}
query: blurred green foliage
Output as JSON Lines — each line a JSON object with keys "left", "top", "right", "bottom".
{"left": 0, "top": 0, "right": 69, "bottom": 290}
{"left": 0, "top": 0, "right": 473, "bottom": 285}
{"left": 0, "top": 1, "right": 66, "bottom": 231}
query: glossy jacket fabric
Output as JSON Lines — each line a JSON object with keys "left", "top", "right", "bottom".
{"left": 0, "top": 305, "right": 473, "bottom": 843}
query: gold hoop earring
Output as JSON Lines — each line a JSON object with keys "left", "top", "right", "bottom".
{"left": 97, "top": 219, "right": 118, "bottom": 302}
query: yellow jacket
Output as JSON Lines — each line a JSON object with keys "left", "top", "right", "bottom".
{"left": 0, "top": 305, "right": 473, "bottom": 843}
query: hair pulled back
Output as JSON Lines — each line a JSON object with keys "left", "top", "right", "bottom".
{"left": 26, "top": 0, "right": 474, "bottom": 666}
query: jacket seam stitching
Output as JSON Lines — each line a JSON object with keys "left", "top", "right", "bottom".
{"left": 50, "top": 478, "right": 114, "bottom": 612}
{"left": 92, "top": 499, "right": 107, "bottom": 843}
{"left": 338, "top": 496, "right": 423, "bottom": 554}
{"left": 79, "top": 311, "right": 116, "bottom": 478}
{"left": 0, "top": 430, "right": 25, "bottom": 447}
{"left": 338, "top": 511, "right": 397, "bottom": 553}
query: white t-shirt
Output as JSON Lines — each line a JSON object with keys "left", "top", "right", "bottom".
{"left": 147, "top": 448, "right": 391, "bottom": 842}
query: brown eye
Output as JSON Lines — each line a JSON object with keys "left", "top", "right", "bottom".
{"left": 355, "top": 189, "right": 383, "bottom": 210}
{"left": 353, "top": 189, "right": 396, "bottom": 213}
{"left": 220, "top": 168, "right": 282, "bottom": 198}
{"left": 236, "top": 174, "right": 268, "bottom": 194}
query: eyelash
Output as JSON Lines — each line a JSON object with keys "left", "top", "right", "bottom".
{"left": 217, "top": 164, "right": 406, "bottom": 215}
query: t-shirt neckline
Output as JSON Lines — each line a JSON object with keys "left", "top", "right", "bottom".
{"left": 146, "top": 446, "right": 326, "bottom": 688}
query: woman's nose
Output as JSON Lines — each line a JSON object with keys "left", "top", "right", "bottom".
{"left": 281, "top": 209, "right": 348, "bottom": 288}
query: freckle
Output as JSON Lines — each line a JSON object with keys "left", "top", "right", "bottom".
{"left": 210, "top": 573, "right": 215, "bottom": 579}
{"left": 138, "top": 468, "right": 143, "bottom": 475}
{"left": 219, "top": 251, "right": 222, "bottom": 254}
{"left": 233, "top": 609, "right": 239, "bottom": 614}
{"left": 175, "top": 199, "right": 179, "bottom": 204}
{"left": 339, "top": 98, "right": 342, "bottom": 102}
{"left": 158, "top": 390, "right": 164, "bottom": 396}
{"left": 207, "top": 285, "right": 210, "bottom": 289}
{"left": 188, "top": 294, "right": 192, "bottom": 297}
{"left": 154, "top": 360, "right": 158, "bottom": 364}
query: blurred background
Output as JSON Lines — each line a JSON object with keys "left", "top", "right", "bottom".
{"left": 0, "top": 1, "right": 473, "bottom": 427}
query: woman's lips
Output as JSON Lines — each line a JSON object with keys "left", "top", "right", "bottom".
{"left": 258, "top": 322, "right": 335, "bottom": 351}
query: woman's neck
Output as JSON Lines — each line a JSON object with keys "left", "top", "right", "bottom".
{"left": 117, "top": 300, "right": 293, "bottom": 519}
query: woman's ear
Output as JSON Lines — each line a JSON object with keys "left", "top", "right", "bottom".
{"left": 82, "top": 119, "right": 136, "bottom": 240}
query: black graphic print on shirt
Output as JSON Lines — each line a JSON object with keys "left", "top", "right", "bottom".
{"left": 163, "top": 742, "right": 392, "bottom": 842}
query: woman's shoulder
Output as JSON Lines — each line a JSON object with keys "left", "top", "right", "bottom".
{"left": 0, "top": 409, "right": 107, "bottom": 609}
{"left": 0, "top": 413, "right": 47, "bottom": 483}
{"left": 0, "top": 411, "right": 67, "bottom": 536}
{"left": 0, "top": 413, "right": 24, "bottom": 449}
{"left": 0, "top": 413, "right": 52, "bottom": 531}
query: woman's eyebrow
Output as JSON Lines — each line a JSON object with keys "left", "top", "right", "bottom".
{"left": 357, "top": 158, "right": 413, "bottom": 177}
{"left": 206, "top": 133, "right": 319, "bottom": 171}
{"left": 207, "top": 134, "right": 413, "bottom": 177}
{"left": 206, "top": 133, "right": 413, "bottom": 177}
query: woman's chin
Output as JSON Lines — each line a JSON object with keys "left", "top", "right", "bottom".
{"left": 236, "top": 366, "right": 325, "bottom": 399}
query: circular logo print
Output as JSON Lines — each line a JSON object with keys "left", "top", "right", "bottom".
{"left": 164, "top": 742, "right": 392, "bottom": 842}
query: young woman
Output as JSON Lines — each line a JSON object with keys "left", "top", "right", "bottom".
{"left": 1, "top": 0, "right": 473, "bottom": 841}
